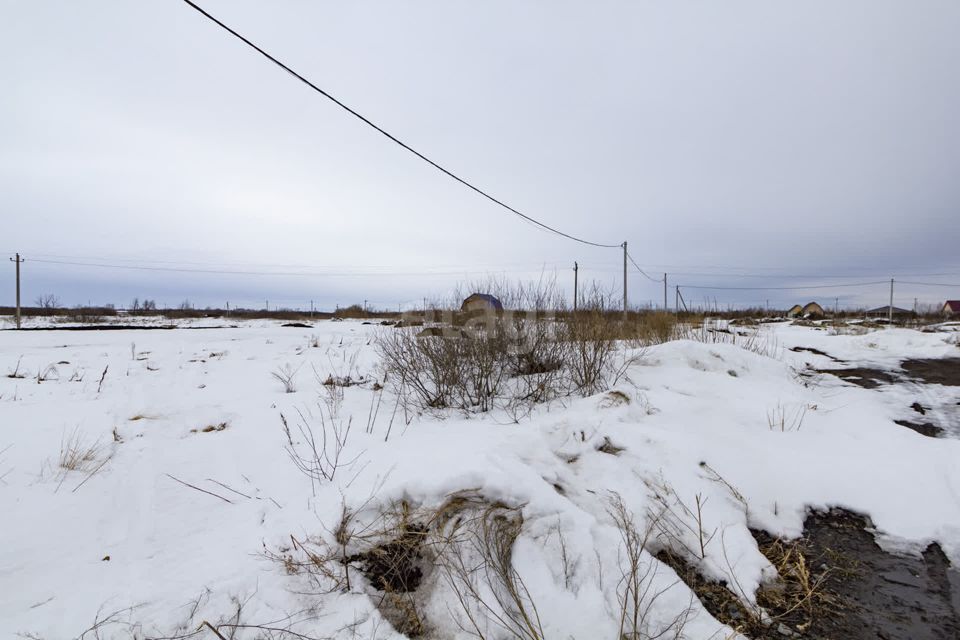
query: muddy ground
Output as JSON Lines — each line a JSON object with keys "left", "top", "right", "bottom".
{"left": 900, "top": 357, "right": 960, "bottom": 387}
{"left": 812, "top": 352, "right": 959, "bottom": 439}
{"left": 797, "top": 509, "right": 960, "bottom": 640}
{"left": 661, "top": 509, "right": 960, "bottom": 639}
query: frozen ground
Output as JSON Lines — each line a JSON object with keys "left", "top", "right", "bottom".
{"left": 1, "top": 318, "right": 959, "bottom": 638}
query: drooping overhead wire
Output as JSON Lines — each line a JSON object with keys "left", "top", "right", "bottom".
{"left": 178, "top": 0, "right": 621, "bottom": 249}
{"left": 626, "top": 251, "right": 663, "bottom": 283}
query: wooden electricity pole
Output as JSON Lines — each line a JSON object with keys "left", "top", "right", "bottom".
{"left": 663, "top": 273, "right": 668, "bottom": 311}
{"left": 888, "top": 279, "right": 894, "bottom": 325}
{"left": 573, "top": 261, "right": 579, "bottom": 312}
{"left": 622, "top": 242, "right": 628, "bottom": 320}
{"left": 10, "top": 253, "right": 23, "bottom": 329}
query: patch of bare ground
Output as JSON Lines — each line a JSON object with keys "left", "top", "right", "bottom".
{"left": 789, "top": 346, "right": 847, "bottom": 363}
{"left": 893, "top": 419, "right": 943, "bottom": 438}
{"left": 659, "top": 508, "right": 960, "bottom": 639}
{"left": 813, "top": 367, "right": 898, "bottom": 389}
{"left": 900, "top": 357, "right": 960, "bottom": 386}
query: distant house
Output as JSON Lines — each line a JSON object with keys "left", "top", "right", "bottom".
{"left": 786, "top": 304, "right": 803, "bottom": 318}
{"left": 461, "top": 293, "right": 504, "bottom": 313}
{"left": 942, "top": 301, "right": 960, "bottom": 317}
{"left": 801, "top": 302, "right": 825, "bottom": 319}
{"left": 866, "top": 305, "right": 913, "bottom": 320}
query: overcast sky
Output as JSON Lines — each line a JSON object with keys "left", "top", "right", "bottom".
{"left": 3, "top": 0, "right": 959, "bottom": 311}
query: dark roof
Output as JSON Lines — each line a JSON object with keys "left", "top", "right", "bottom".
{"left": 462, "top": 293, "right": 503, "bottom": 310}
{"left": 866, "top": 305, "right": 912, "bottom": 314}
{"left": 944, "top": 300, "right": 960, "bottom": 312}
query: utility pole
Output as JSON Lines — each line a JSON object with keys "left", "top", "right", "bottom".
{"left": 10, "top": 253, "right": 23, "bottom": 329}
{"left": 310, "top": 300, "right": 314, "bottom": 317}
{"left": 675, "top": 285, "right": 679, "bottom": 316}
{"left": 622, "top": 241, "right": 628, "bottom": 320}
{"left": 888, "top": 278, "right": 894, "bottom": 326}
{"left": 663, "top": 273, "right": 668, "bottom": 311}
{"left": 573, "top": 262, "right": 579, "bottom": 313}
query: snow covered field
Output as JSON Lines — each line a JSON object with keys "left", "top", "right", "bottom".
{"left": 2, "top": 319, "right": 959, "bottom": 639}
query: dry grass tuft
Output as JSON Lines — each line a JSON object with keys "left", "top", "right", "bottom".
{"left": 600, "top": 389, "right": 631, "bottom": 407}
{"left": 656, "top": 529, "right": 840, "bottom": 638}
{"left": 58, "top": 429, "right": 104, "bottom": 473}
{"left": 754, "top": 532, "right": 843, "bottom": 633}
{"left": 766, "top": 402, "right": 807, "bottom": 432}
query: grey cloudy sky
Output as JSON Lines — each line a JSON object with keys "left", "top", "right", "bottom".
{"left": 3, "top": 0, "right": 959, "bottom": 310}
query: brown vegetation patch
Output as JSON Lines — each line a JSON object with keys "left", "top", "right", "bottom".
{"left": 346, "top": 522, "right": 428, "bottom": 593}
{"left": 599, "top": 390, "right": 631, "bottom": 408}
{"left": 191, "top": 422, "right": 229, "bottom": 434}
{"left": 596, "top": 436, "right": 625, "bottom": 455}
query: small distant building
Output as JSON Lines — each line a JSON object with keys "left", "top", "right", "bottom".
{"left": 786, "top": 304, "right": 803, "bottom": 318}
{"left": 866, "top": 305, "right": 913, "bottom": 320}
{"left": 943, "top": 300, "right": 960, "bottom": 317}
{"left": 801, "top": 302, "right": 825, "bottom": 319}
{"left": 461, "top": 293, "right": 504, "bottom": 313}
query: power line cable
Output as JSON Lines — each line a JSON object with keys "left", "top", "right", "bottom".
{"left": 179, "top": 0, "right": 621, "bottom": 249}
{"left": 626, "top": 251, "right": 663, "bottom": 283}
{"left": 897, "top": 280, "right": 960, "bottom": 288}
{"left": 664, "top": 270, "right": 960, "bottom": 280}
{"left": 20, "top": 251, "right": 581, "bottom": 273}
{"left": 19, "top": 250, "right": 960, "bottom": 281}
{"left": 677, "top": 280, "right": 889, "bottom": 291}
{"left": 27, "top": 257, "right": 560, "bottom": 279}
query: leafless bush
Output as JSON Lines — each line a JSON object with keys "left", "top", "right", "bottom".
{"left": 633, "top": 312, "right": 679, "bottom": 345}
{"left": 560, "top": 309, "right": 638, "bottom": 395}
{"left": 280, "top": 407, "right": 359, "bottom": 495}
{"left": 608, "top": 493, "right": 694, "bottom": 640}
{"left": 677, "top": 321, "right": 781, "bottom": 358}
{"left": 62, "top": 306, "right": 113, "bottom": 324}
{"left": 378, "top": 303, "right": 644, "bottom": 415}
{"left": 826, "top": 323, "right": 871, "bottom": 337}
{"left": 271, "top": 363, "right": 301, "bottom": 393}
{"left": 433, "top": 497, "right": 545, "bottom": 640}
{"left": 644, "top": 477, "right": 716, "bottom": 562}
